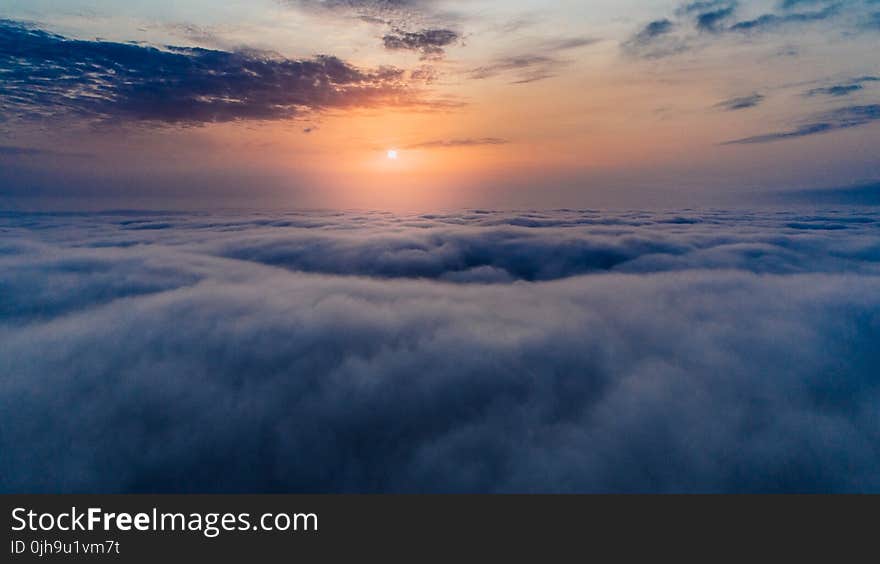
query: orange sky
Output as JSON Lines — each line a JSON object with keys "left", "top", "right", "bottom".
{"left": 2, "top": 1, "right": 880, "bottom": 209}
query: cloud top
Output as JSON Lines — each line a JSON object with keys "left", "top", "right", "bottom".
{"left": 2, "top": 209, "right": 880, "bottom": 493}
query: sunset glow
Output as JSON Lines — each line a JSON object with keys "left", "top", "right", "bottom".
{"left": 0, "top": 0, "right": 877, "bottom": 210}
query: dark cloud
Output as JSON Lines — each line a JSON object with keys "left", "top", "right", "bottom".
{"left": 806, "top": 76, "right": 879, "bottom": 97}
{"left": 693, "top": 3, "right": 739, "bottom": 33}
{"left": 723, "top": 104, "right": 880, "bottom": 144}
{"left": 0, "top": 146, "right": 91, "bottom": 158}
{"left": 621, "top": 19, "right": 685, "bottom": 58}
{"left": 405, "top": 137, "right": 508, "bottom": 149}
{"left": 631, "top": 19, "right": 676, "bottom": 43}
{"left": 285, "top": 1, "right": 463, "bottom": 59}
{"left": 410, "top": 64, "right": 439, "bottom": 83}
{"left": 382, "top": 28, "right": 459, "bottom": 59}
{"left": 716, "top": 93, "right": 764, "bottom": 110}
{"left": 809, "top": 84, "right": 863, "bottom": 96}
{"left": 0, "top": 19, "right": 442, "bottom": 126}
{"left": 624, "top": 0, "right": 871, "bottom": 58}
{"left": 729, "top": 3, "right": 840, "bottom": 32}
{"left": 624, "top": 1, "right": 736, "bottom": 57}
{"left": 677, "top": 0, "right": 737, "bottom": 14}
{"left": 2, "top": 209, "right": 880, "bottom": 493}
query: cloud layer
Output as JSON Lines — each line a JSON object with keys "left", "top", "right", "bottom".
{"left": 2, "top": 209, "right": 880, "bottom": 493}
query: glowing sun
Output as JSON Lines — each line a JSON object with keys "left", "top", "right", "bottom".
{"left": 387, "top": 149, "right": 398, "bottom": 160}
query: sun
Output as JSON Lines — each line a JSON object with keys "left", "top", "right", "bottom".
{"left": 386, "top": 149, "right": 398, "bottom": 160}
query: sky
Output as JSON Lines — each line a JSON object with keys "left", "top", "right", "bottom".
{"left": 1, "top": 0, "right": 880, "bottom": 209}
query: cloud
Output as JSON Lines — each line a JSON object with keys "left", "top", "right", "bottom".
{"left": 469, "top": 55, "right": 559, "bottom": 83}
{"left": 405, "top": 137, "right": 508, "bottom": 149}
{"left": 0, "top": 19, "right": 443, "bottom": 126}
{"left": 0, "top": 146, "right": 92, "bottom": 158}
{"left": 621, "top": 19, "right": 687, "bottom": 58}
{"left": 692, "top": 2, "right": 739, "bottom": 33}
{"left": 729, "top": 3, "right": 840, "bottom": 32}
{"left": 629, "top": 19, "right": 676, "bottom": 44}
{"left": 806, "top": 76, "right": 879, "bottom": 97}
{"left": 677, "top": 0, "right": 736, "bottom": 14}
{"left": 382, "top": 28, "right": 459, "bottom": 59}
{"left": 410, "top": 64, "right": 439, "bottom": 83}
{"left": 287, "top": 0, "right": 458, "bottom": 31}
{"left": 2, "top": 209, "right": 880, "bottom": 493}
{"left": 291, "top": 0, "right": 437, "bottom": 18}
{"left": 157, "top": 23, "right": 232, "bottom": 50}
{"left": 468, "top": 36, "right": 599, "bottom": 84}
{"left": 285, "top": 1, "right": 463, "bottom": 59}
{"left": 715, "top": 93, "right": 765, "bottom": 110}
{"left": 723, "top": 104, "right": 880, "bottom": 144}
{"left": 624, "top": 0, "right": 871, "bottom": 58}
{"left": 538, "top": 37, "right": 603, "bottom": 51}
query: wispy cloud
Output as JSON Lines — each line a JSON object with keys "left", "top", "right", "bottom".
{"left": 469, "top": 55, "right": 559, "bottom": 83}
{"left": 288, "top": 0, "right": 449, "bottom": 25}
{"left": 723, "top": 104, "right": 880, "bottom": 144}
{"left": 405, "top": 137, "right": 508, "bottom": 149}
{"left": 729, "top": 2, "right": 840, "bottom": 32}
{"left": 624, "top": 0, "right": 872, "bottom": 58}
{"left": 629, "top": 18, "right": 675, "bottom": 44}
{"left": 806, "top": 76, "right": 879, "bottom": 97}
{"left": 715, "top": 93, "right": 765, "bottom": 110}
{"left": 0, "top": 146, "right": 92, "bottom": 158}
{"left": 286, "top": 1, "right": 464, "bottom": 64}
{"left": 621, "top": 19, "right": 686, "bottom": 58}
{"left": 468, "top": 37, "right": 599, "bottom": 84}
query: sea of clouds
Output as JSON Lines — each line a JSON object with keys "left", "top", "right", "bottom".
{"left": 2, "top": 208, "right": 879, "bottom": 492}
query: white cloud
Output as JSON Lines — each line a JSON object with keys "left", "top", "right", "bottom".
{"left": 1, "top": 209, "right": 880, "bottom": 492}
